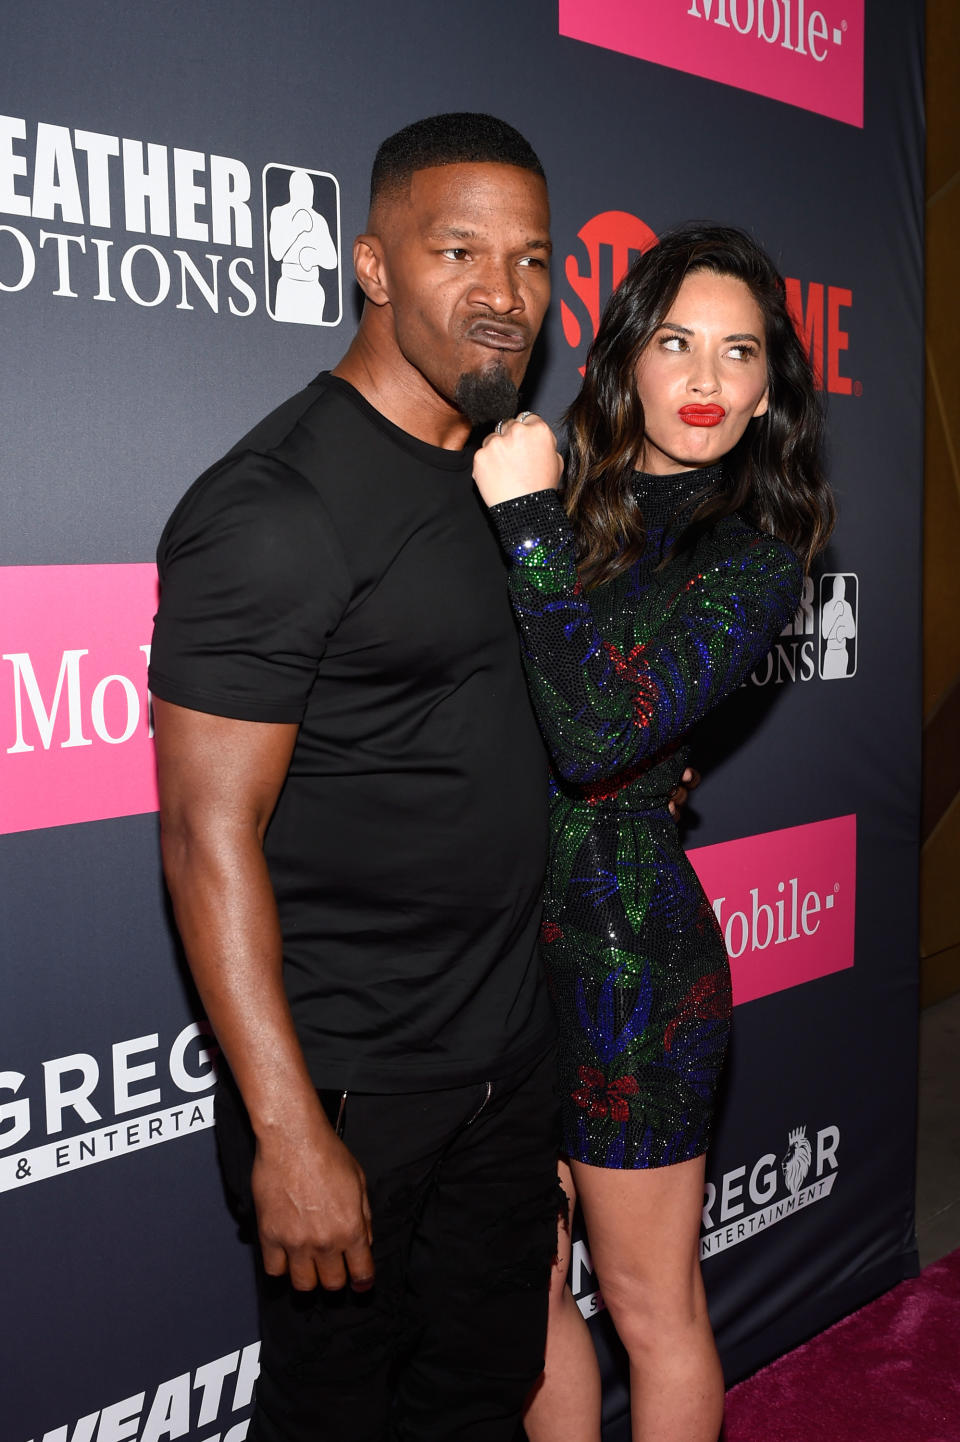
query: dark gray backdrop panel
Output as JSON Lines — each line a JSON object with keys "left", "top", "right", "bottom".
{"left": 1, "top": 3, "right": 922, "bottom": 1439}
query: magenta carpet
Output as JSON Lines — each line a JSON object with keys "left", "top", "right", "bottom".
{"left": 724, "top": 1250, "right": 960, "bottom": 1441}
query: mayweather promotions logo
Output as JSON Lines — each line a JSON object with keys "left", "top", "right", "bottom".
{"left": 23, "top": 1341, "right": 259, "bottom": 1442}
{"left": 559, "top": 0, "right": 865, "bottom": 127}
{"left": 748, "top": 570, "right": 859, "bottom": 686}
{"left": 0, "top": 114, "right": 342, "bottom": 325}
{"left": 700, "top": 1121, "right": 839, "bottom": 1258}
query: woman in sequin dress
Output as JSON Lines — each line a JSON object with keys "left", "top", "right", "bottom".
{"left": 473, "top": 226, "right": 834, "bottom": 1442}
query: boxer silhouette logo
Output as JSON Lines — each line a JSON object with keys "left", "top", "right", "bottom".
{"left": 262, "top": 163, "right": 341, "bottom": 325}
{"left": 819, "top": 573, "right": 858, "bottom": 679}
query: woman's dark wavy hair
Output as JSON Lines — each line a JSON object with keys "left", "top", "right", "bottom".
{"left": 563, "top": 223, "right": 834, "bottom": 587}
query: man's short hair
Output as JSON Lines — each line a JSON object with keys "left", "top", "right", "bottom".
{"left": 370, "top": 113, "right": 545, "bottom": 206}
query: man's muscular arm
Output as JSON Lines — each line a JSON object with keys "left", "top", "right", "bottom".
{"left": 154, "top": 698, "right": 374, "bottom": 1292}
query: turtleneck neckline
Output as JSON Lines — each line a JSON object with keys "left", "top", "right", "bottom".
{"left": 631, "top": 463, "right": 726, "bottom": 527}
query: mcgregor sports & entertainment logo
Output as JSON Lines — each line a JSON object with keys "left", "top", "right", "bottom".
{"left": 562, "top": 210, "right": 858, "bottom": 398}
{"left": 687, "top": 814, "right": 856, "bottom": 1005}
{"left": 701, "top": 1121, "right": 840, "bottom": 1258}
{"left": 559, "top": 0, "right": 865, "bottom": 127}
{"left": 23, "top": 1341, "right": 259, "bottom": 1442}
{"left": 0, "top": 114, "right": 341, "bottom": 325}
{"left": 0, "top": 1021, "right": 217, "bottom": 1193}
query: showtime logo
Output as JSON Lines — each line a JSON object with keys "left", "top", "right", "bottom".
{"left": 786, "top": 279, "right": 856, "bottom": 395}
{"left": 561, "top": 210, "right": 658, "bottom": 372}
{"left": 562, "top": 211, "right": 856, "bottom": 394}
{"left": 687, "top": 814, "right": 856, "bottom": 1005}
{"left": 559, "top": 0, "right": 864, "bottom": 127}
{"left": 0, "top": 564, "right": 159, "bottom": 835}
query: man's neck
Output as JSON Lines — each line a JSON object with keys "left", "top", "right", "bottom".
{"left": 333, "top": 327, "right": 471, "bottom": 452}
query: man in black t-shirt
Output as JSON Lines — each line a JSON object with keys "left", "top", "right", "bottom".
{"left": 151, "top": 115, "right": 559, "bottom": 1442}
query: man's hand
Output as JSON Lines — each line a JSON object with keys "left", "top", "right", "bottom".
{"left": 668, "top": 765, "right": 700, "bottom": 820}
{"left": 253, "top": 1118, "right": 374, "bottom": 1292}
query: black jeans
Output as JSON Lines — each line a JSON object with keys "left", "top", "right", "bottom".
{"left": 216, "top": 1047, "right": 561, "bottom": 1442}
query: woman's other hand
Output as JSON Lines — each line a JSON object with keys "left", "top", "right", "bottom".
{"left": 669, "top": 766, "right": 701, "bottom": 820}
{"left": 472, "top": 413, "right": 564, "bottom": 508}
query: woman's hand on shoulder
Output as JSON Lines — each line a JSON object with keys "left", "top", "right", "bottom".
{"left": 472, "top": 413, "right": 564, "bottom": 508}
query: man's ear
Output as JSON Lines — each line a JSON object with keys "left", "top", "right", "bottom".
{"left": 354, "top": 235, "right": 390, "bottom": 306}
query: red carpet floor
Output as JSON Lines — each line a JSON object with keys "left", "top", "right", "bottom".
{"left": 724, "top": 1250, "right": 960, "bottom": 1441}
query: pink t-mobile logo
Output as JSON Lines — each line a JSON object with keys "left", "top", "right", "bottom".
{"left": 688, "top": 814, "right": 857, "bottom": 1004}
{"left": 1, "top": 564, "right": 159, "bottom": 834}
{"left": 559, "top": 0, "right": 865, "bottom": 128}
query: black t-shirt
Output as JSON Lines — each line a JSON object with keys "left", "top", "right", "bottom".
{"left": 150, "top": 373, "right": 554, "bottom": 1091}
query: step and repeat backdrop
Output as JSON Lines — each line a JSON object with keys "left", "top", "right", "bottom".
{"left": 1, "top": 3, "right": 923, "bottom": 1439}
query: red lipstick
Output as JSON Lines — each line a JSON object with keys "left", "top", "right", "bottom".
{"left": 679, "top": 404, "right": 725, "bottom": 427}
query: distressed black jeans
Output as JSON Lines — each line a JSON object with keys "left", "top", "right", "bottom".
{"left": 215, "top": 1047, "right": 561, "bottom": 1442}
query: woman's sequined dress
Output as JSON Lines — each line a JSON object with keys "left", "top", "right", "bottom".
{"left": 490, "top": 466, "right": 802, "bottom": 1169}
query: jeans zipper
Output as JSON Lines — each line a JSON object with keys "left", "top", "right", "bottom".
{"left": 464, "top": 1080, "right": 493, "bottom": 1128}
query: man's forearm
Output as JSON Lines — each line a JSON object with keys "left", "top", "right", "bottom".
{"left": 152, "top": 700, "right": 374, "bottom": 1289}
{"left": 160, "top": 818, "right": 324, "bottom": 1139}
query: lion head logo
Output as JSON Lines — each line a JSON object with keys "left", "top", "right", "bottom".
{"left": 781, "top": 1126, "right": 813, "bottom": 1196}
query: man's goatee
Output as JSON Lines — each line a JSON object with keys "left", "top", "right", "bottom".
{"left": 454, "top": 365, "right": 520, "bottom": 426}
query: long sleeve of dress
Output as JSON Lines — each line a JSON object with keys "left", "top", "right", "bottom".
{"left": 489, "top": 489, "right": 803, "bottom": 786}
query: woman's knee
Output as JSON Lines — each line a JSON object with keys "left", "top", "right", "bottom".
{"left": 598, "top": 1263, "right": 704, "bottom": 1354}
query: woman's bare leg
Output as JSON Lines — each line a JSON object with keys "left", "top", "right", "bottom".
{"left": 571, "top": 1154, "right": 723, "bottom": 1442}
{"left": 523, "top": 1159, "right": 602, "bottom": 1442}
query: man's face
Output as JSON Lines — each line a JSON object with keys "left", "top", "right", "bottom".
{"left": 375, "top": 163, "right": 551, "bottom": 420}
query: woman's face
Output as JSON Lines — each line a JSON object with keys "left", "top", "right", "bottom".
{"left": 634, "top": 269, "right": 769, "bottom": 474}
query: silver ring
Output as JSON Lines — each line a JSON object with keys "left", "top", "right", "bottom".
{"left": 495, "top": 419, "right": 505, "bottom": 435}
{"left": 516, "top": 411, "right": 533, "bottom": 423}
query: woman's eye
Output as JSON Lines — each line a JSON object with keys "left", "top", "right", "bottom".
{"left": 661, "top": 335, "right": 687, "bottom": 351}
{"left": 727, "top": 345, "right": 757, "bottom": 361}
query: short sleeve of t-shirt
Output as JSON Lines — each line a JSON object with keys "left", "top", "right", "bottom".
{"left": 149, "top": 452, "right": 352, "bottom": 723}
